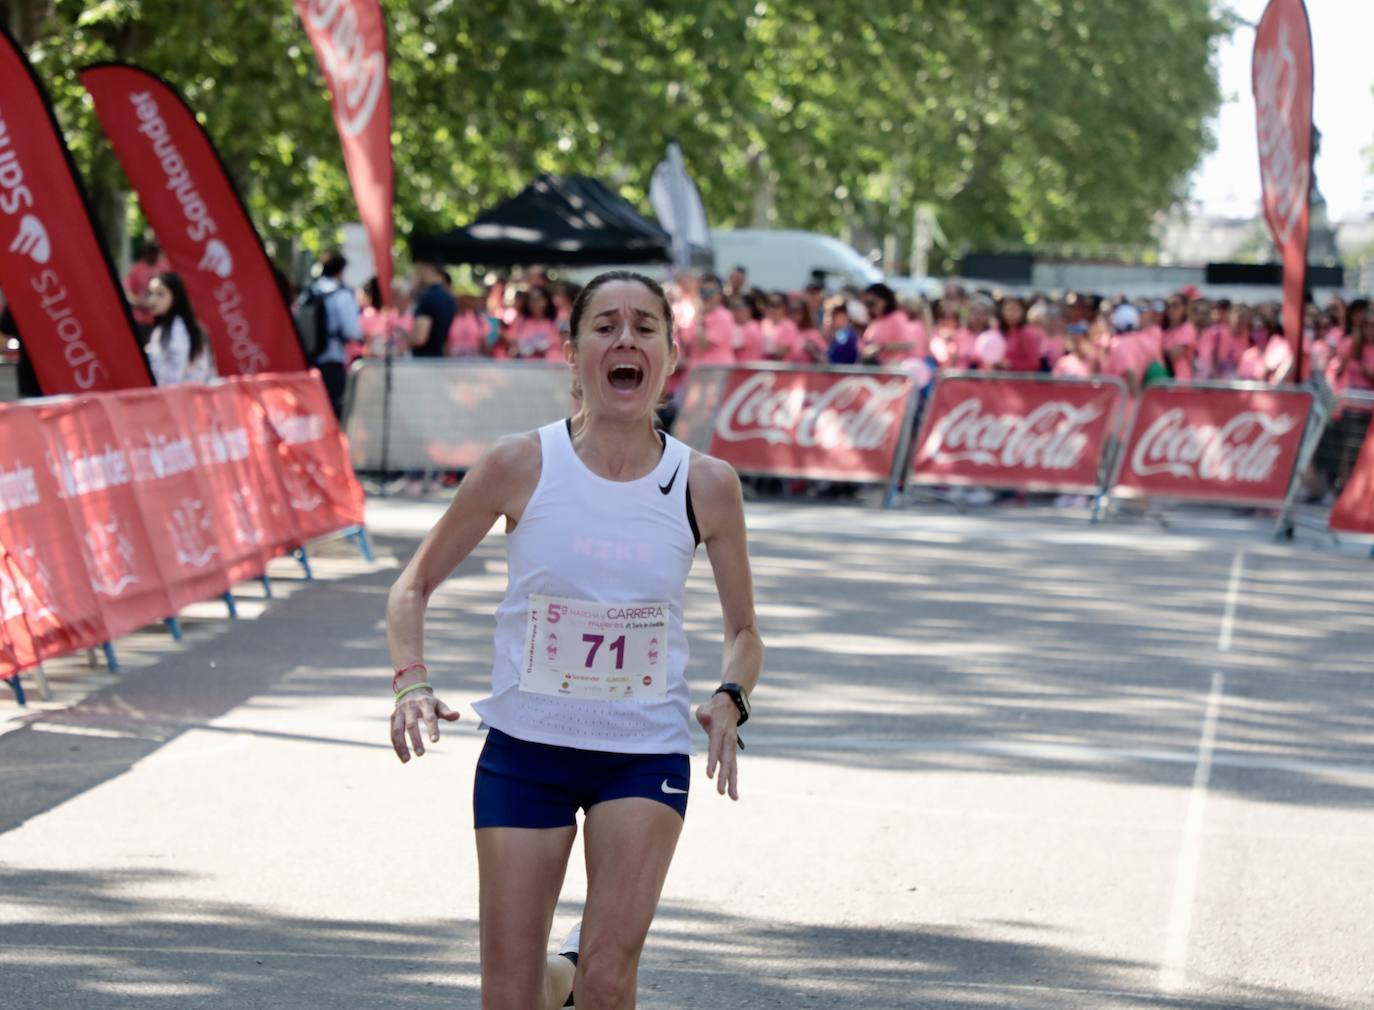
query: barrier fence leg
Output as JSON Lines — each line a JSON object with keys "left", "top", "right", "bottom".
{"left": 102, "top": 642, "right": 119, "bottom": 672}
{"left": 294, "top": 548, "right": 314, "bottom": 581}
{"left": 4, "top": 674, "right": 25, "bottom": 706}
{"left": 165, "top": 617, "right": 183, "bottom": 642}
{"left": 261, "top": 575, "right": 273, "bottom": 599}
{"left": 223, "top": 593, "right": 238, "bottom": 620}
{"left": 346, "top": 526, "right": 375, "bottom": 562}
{"left": 29, "top": 662, "right": 51, "bottom": 702}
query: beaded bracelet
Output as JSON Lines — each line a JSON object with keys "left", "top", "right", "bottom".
{"left": 393, "top": 682, "right": 434, "bottom": 706}
{"left": 391, "top": 662, "right": 428, "bottom": 693}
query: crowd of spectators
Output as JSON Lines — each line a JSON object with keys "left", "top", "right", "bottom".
{"left": 350, "top": 263, "right": 1374, "bottom": 407}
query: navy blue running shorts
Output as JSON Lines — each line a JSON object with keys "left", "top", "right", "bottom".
{"left": 473, "top": 727, "right": 690, "bottom": 829}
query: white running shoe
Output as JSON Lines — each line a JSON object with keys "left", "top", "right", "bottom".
{"left": 559, "top": 921, "right": 581, "bottom": 1007}
{"left": 559, "top": 920, "right": 582, "bottom": 960}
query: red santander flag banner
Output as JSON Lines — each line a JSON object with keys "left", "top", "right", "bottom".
{"left": 81, "top": 64, "right": 307, "bottom": 376}
{"left": 296, "top": 0, "right": 394, "bottom": 302}
{"left": 0, "top": 404, "right": 109, "bottom": 676}
{"left": 912, "top": 375, "right": 1126, "bottom": 493}
{"left": 676, "top": 367, "right": 914, "bottom": 482}
{"left": 1329, "top": 413, "right": 1374, "bottom": 534}
{"left": 1253, "top": 0, "right": 1314, "bottom": 381}
{"left": 1114, "top": 384, "right": 1313, "bottom": 506}
{"left": 0, "top": 26, "right": 150, "bottom": 393}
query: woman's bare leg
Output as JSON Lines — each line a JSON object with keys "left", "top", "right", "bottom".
{"left": 573, "top": 798, "right": 684, "bottom": 1010}
{"left": 475, "top": 825, "right": 577, "bottom": 1010}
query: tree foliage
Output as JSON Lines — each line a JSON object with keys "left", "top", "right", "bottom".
{"left": 2, "top": 0, "right": 1227, "bottom": 270}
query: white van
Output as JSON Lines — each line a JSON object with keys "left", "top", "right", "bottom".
{"left": 709, "top": 229, "right": 882, "bottom": 293}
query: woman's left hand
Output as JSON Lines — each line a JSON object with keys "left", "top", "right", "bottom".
{"left": 695, "top": 694, "right": 742, "bottom": 801}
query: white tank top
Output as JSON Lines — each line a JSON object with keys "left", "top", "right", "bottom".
{"left": 471, "top": 420, "right": 698, "bottom": 754}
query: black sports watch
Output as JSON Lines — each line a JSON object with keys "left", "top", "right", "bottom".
{"left": 713, "top": 683, "right": 750, "bottom": 727}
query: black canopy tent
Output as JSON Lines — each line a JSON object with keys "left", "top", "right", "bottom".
{"left": 411, "top": 174, "right": 672, "bottom": 267}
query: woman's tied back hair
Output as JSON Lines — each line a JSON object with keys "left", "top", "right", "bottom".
{"left": 568, "top": 271, "right": 675, "bottom": 346}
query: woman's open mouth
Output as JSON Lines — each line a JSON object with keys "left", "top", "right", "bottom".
{"left": 607, "top": 362, "right": 645, "bottom": 391}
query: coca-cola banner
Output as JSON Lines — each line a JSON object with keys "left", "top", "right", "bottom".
{"left": 99, "top": 389, "right": 235, "bottom": 612}
{"left": 675, "top": 366, "right": 915, "bottom": 482}
{"left": 81, "top": 64, "right": 307, "bottom": 376}
{"left": 911, "top": 375, "right": 1126, "bottom": 493}
{"left": 0, "top": 404, "right": 108, "bottom": 677}
{"left": 296, "top": 0, "right": 393, "bottom": 302}
{"left": 1253, "top": 0, "right": 1313, "bottom": 378}
{"left": 244, "top": 372, "right": 365, "bottom": 541}
{"left": 1113, "top": 384, "right": 1313, "bottom": 506}
{"left": 1329, "top": 412, "right": 1374, "bottom": 534}
{"left": 0, "top": 27, "right": 150, "bottom": 394}
{"left": 36, "top": 398, "right": 175, "bottom": 640}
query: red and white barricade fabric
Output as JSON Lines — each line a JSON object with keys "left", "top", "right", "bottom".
{"left": 241, "top": 373, "right": 365, "bottom": 542}
{"left": 36, "top": 397, "right": 177, "bottom": 642}
{"left": 910, "top": 374, "right": 1127, "bottom": 493}
{"left": 1111, "top": 383, "right": 1315, "bottom": 507}
{"left": 99, "top": 388, "right": 236, "bottom": 614}
{"left": 0, "top": 371, "right": 367, "bottom": 680}
{"left": 1329, "top": 399, "right": 1374, "bottom": 535}
{"left": 0, "top": 404, "right": 108, "bottom": 677}
{"left": 674, "top": 365, "right": 917, "bottom": 484}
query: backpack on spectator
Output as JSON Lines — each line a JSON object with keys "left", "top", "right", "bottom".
{"left": 292, "top": 283, "right": 333, "bottom": 362}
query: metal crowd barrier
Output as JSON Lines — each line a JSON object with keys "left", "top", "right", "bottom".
{"left": 343, "top": 358, "right": 574, "bottom": 472}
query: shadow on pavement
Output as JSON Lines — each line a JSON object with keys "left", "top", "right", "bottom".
{"left": 0, "top": 867, "right": 1356, "bottom": 1010}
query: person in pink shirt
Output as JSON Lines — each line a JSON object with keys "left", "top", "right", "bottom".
{"left": 928, "top": 300, "right": 964, "bottom": 370}
{"left": 996, "top": 296, "right": 1045, "bottom": 372}
{"left": 859, "top": 284, "right": 917, "bottom": 366}
{"left": 447, "top": 292, "right": 489, "bottom": 358}
{"left": 900, "top": 300, "right": 931, "bottom": 361}
{"left": 761, "top": 293, "right": 802, "bottom": 362}
{"left": 729, "top": 295, "right": 765, "bottom": 363}
{"left": 1051, "top": 325, "right": 1096, "bottom": 377}
{"left": 1161, "top": 293, "right": 1199, "bottom": 381}
{"left": 690, "top": 275, "right": 736, "bottom": 367}
{"left": 792, "top": 300, "right": 829, "bottom": 364}
{"left": 1331, "top": 315, "right": 1374, "bottom": 393}
{"left": 505, "top": 286, "right": 561, "bottom": 359}
{"left": 357, "top": 277, "right": 415, "bottom": 363}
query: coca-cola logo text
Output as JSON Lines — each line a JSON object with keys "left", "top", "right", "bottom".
{"left": 922, "top": 398, "right": 1101, "bottom": 471}
{"left": 714, "top": 371, "right": 907, "bottom": 451}
{"left": 304, "top": 0, "right": 386, "bottom": 137}
{"left": 1254, "top": 15, "right": 1310, "bottom": 246}
{"left": 1130, "top": 408, "right": 1297, "bottom": 483}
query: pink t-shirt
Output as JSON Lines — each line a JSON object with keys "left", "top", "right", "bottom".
{"left": 1103, "top": 332, "right": 1152, "bottom": 379}
{"left": 864, "top": 311, "right": 911, "bottom": 366}
{"left": 1052, "top": 352, "right": 1091, "bottom": 377}
{"left": 905, "top": 318, "right": 930, "bottom": 360}
{"left": 447, "top": 310, "right": 486, "bottom": 357}
{"left": 695, "top": 305, "right": 737, "bottom": 366}
{"left": 509, "top": 317, "right": 559, "bottom": 359}
{"left": 1002, "top": 325, "right": 1045, "bottom": 372}
{"left": 762, "top": 318, "right": 801, "bottom": 361}
{"left": 1198, "top": 324, "right": 1238, "bottom": 378}
{"left": 735, "top": 320, "right": 765, "bottom": 363}
{"left": 1162, "top": 322, "right": 1198, "bottom": 381}
{"left": 795, "top": 327, "right": 827, "bottom": 364}
{"left": 1339, "top": 344, "right": 1374, "bottom": 391}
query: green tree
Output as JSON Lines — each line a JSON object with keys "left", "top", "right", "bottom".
{"left": 3, "top": 0, "right": 1228, "bottom": 274}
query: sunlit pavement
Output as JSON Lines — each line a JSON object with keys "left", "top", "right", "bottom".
{"left": 1, "top": 494, "right": 1371, "bottom": 1009}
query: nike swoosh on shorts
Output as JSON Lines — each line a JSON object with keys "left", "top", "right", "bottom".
{"left": 660, "top": 778, "right": 688, "bottom": 794}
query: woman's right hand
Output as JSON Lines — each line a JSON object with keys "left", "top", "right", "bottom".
{"left": 390, "top": 689, "right": 461, "bottom": 763}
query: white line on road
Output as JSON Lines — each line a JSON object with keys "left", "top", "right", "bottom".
{"left": 1217, "top": 549, "right": 1245, "bottom": 652}
{"left": 1158, "top": 669, "right": 1225, "bottom": 994}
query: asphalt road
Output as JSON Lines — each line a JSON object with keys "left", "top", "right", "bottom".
{"left": 1, "top": 497, "right": 1371, "bottom": 1009}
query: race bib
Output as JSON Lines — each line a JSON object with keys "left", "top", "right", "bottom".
{"left": 521, "top": 593, "right": 670, "bottom": 700}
